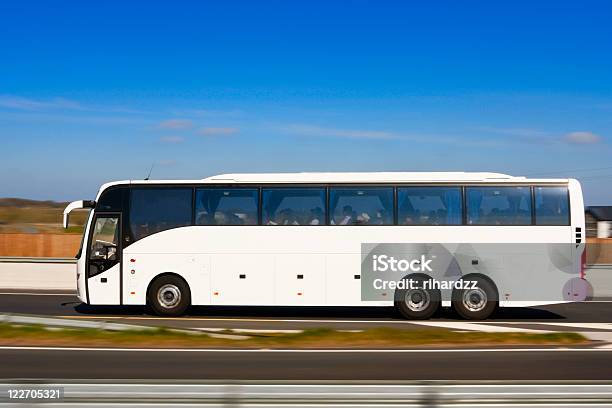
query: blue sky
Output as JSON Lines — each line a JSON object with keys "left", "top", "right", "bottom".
{"left": 0, "top": 1, "right": 611, "bottom": 204}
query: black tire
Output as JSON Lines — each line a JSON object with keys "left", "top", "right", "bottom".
{"left": 394, "top": 274, "right": 440, "bottom": 320}
{"left": 148, "top": 275, "right": 191, "bottom": 317}
{"left": 452, "top": 275, "right": 498, "bottom": 320}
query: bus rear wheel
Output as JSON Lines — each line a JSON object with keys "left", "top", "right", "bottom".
{"left": 394, "top": 274, "right": 440, "bottom": 320}
{"left": 148, "top": 275, "right": 191, "bottom": 317}
{"left": 452, "top": 276, "right": 497, "bottom": 320}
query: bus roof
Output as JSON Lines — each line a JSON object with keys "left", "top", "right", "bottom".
{"left": 203, "top": 172, "right": 529, "bottom": 183}
{"left": 96, "top": 172, "right": 571, "bottom": 197}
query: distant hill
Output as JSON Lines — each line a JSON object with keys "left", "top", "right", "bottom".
{"left": 0, "top": 198, "right": 87, "bottom": 233}
{"left": 0, "top": 198, "right": 69, "bottom": 208}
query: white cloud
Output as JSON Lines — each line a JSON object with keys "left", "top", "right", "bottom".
{"left": 282, "top": 124, "right": 396, "bottom": 140}
{"left": 160, "top": 135, "right": 185, "bottom": 144}
{"left": 277, "top": 123, "right": 503, "bottom": 147}
{"left": 169, "top": 108, "right": 243, "bottom": 118}
{"left": 563, "top": 131, "right": 602, "bottom": 145}
{"left": 0, "top": 95, "right": 156, "bottom": 117}
{"left": 0, "top": 95, "right": 82, "bottom": 111}
{"left": 474, "top": 126, "right": 605, "bottom": 146}
{"left": 474, "top": 126, "right": 549, "bottom": 138}
{"left": 198, "top": 127, "right": 239, "bottom": 136}
{"left": 158, "top": 119, "right": 193, "bottom": 130}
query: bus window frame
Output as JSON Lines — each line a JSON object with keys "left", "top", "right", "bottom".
{"left": 93, "top": 182, "right": 576, "bottom": 241}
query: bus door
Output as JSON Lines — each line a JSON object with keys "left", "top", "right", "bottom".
{"left": 87, "top": 212, "right": 122, "bottom": 304}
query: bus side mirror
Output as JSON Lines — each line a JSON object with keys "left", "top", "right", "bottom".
{"left": 63, "top": 200, "right": 96, "bottom": 228}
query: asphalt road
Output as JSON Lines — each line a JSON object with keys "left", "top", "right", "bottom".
{"left": 0, "top": 347, "right": 611, "bottom": 380}
{"left": 1, "top": 291, "right": 611, "bottom": 331}
{"left": 1, "top": 291, "right": 612, "bottom": 381}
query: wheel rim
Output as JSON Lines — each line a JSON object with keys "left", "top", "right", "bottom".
{"left": 404, "top": 289, "right": 431, "bottom": 312}
{"left": 462, "top": 287, "right": 487, "bottom": 312}
{"left": 157, "top": 284, "right": 181, "bottom": 309}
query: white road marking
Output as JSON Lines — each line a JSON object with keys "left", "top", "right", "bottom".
{"left": 0, "top": 345, "right": 609, "bottom": 352}
{"left": 596, "top": 343, "right": 612, "bottom": 349}
{"left": 580, "top": 331, "right": 612, "bottom": 342}
{"left": 52, "top": 316, "right": 579, "bottom": 326}
{"left": 58, "top": 316, "right": 425, "bottom": 323}
{"left": 195, "top": 327, "right": 303, "bottom": 334}
{"left": 405, "top": 321, "right": 552, "bottom": 333}
{"left": 206, "top": 332, "right": 250, "bottom": 340}
{"left": 192, "top": 328, "right": 363, "bottom": 334}
{"left": 54, "top": 315, "right": 612, "bottom": 330}
{"left": 538, "top": 322, "right": 612, "bottom": 330}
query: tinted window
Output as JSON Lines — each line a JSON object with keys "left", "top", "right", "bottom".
{"left": 195, "top": 188, "right": 258, "bottom": 225}
{"left": 130, "top": 188, "right": 193, "bottom": 240}
{"left": 330, "top": 187, "right": 393, "bottom": 225}
{"left": 466, "top": 186, "right": 532, "bottom": 225}
{"left": 535, "top": 186, "right": 569, "bottom": 225}
{"left": 398, "top": 187, "right": 462, "bottom": 225}
{"left": 97, "top": 187, "right": 124, "bottom": 211}
{"left": 263, "top": 188, "right": 326, "bottom": 225}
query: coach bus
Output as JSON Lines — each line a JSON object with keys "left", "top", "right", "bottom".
{"left": 63, "top": 172, "right": 586, "bottom": 320}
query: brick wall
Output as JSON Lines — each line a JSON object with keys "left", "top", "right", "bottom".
{"left": 587, "top": 238, "right": 612, "bottom": 265}
{"left": 0, "top": 233, "right": 81, "bottom": 258}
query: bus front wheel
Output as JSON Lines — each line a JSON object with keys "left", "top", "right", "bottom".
{"left": 148, "top": 275, "right": 191, "bottom": 317}
{"left": 452, "top": 275, "right": 497, "bottom": 320}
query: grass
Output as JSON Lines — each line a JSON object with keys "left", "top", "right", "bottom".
{"left": 0, "top": 200, "right": 89, "bottom": 233}
{"left": 0, "top": 323, "right": 587, "bottom": 349}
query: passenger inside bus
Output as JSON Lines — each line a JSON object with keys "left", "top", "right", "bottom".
{"left": 309, "top": 207, "right": 324, "bottom": 225}
{"left": 466, "top": 187, "right": 531, "bottom": 225}
{"left": 397, "top": 187, "right": 462, "bottom": 225}
{"left": 263, "top": 188, "right": 326, "bottom": 226}
{"left": 335, "top": 205, "right": 355, "bottom": 225}
{"left": 330, "top": 187, "right": 394, "bottom": 225}
{"left": 196, "top": 188, "right": 259, "bottom": 226}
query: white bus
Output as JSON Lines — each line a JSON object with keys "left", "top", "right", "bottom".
{"left": 63, "top": 172, "right": 586, "bottom": 320}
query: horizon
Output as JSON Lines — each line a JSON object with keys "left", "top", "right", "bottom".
{"left": 1, "top": 1, "right": 611, "bottom": 204}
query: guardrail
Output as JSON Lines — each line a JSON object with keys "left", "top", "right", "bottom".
{"left": 587, "top": 264, "right": 612, "bottom": 269}
{"left": 1, "top": 381, "right": 612, "bottom": 405}
{"left": 0, "top": 257, "right": 76, "bottom": 290}
{"left": 0, "top": 257, "right": 75, "bottom": 264}
{"left": 0, "top": 313, "right": 150, "bottom": 331}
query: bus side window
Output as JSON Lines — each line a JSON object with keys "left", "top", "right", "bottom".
{"left": 262, "top": 188, "right": 326, "bottom": 226}
{"left": 195, "top": 188, "right": 259, "bottom": 226}
{"left": 535, "top": 186, "right": 570, "bottom": 225}
{"left": 130, "top": 188, "right": 193, "bottom": 241}
{"left": 329, "top": 187, "right": 393, "bottom": 226}
{"left": 466, "top": 186, "right": 532, "bottom": 225}
{"left": 398, "top": 187, "right": 462, "bottom": 225}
